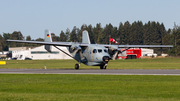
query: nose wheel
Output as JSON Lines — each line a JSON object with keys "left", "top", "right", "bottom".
{"left": 75, "top": 63, "right": 79, "bottom": 70}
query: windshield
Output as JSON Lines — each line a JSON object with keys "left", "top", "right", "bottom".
{"left": 104, "top": 49, "right": 108, "bottom": 53}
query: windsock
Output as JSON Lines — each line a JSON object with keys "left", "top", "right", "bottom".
{"left": 109, "top": 38, "right": 119, "bottom": 44}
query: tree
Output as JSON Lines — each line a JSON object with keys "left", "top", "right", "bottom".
{"left": 87, "top": 24, "right": 94, "bottom": 43}
{"left": 80, "top": 24, "right": 88, "bottom": 31}
{"left": 136, "top": 21, "right": 144, "bottom": 45}
{"left": 101, "top": 23, "right": 113, "bottom": 44}
{"left": 52, "top": 36, "right": 60, "bottom": 42}
{"left": 1, "top": 33, "right": 9, "bottom": 51}
{"left": 9, "top": 31, "right": 24, "bottom": 47}
{"left": 36, "top": 38, "right": 44, "bottom": 41}
{"left": 59, "top": 30, "right": 66, "bottom": 41}
{"left": 0, "top": 34, "right": 3, "bottom": 51}
{"left": 129, "top": 21, "right": 138, "bottom": 45}
{"left": 163, "top": 29, "right": 171, "bottom": 54}
{"left": 76, "top": 28, "right": 81, "bottom": 42}
{"left": 3, "top": 33, "right": 11, "bottom": 40}
{"left": 123, "top": 21, "right": 131, "bottom": 44}
{"left": 25, "top": 36, "right": 32, "bottom": 47}
{"left": 118, "top": 22, "right": 124, "bottom": 44}
{"left": 143, "top": 22, "right": 150, "bottom": 45}
{"left": 26, "top": 36, "right": 31, "bottom": 41}
{"left": 65, "top": 28, "right": 70, "bottom": 42}
{"left": 69, "top": 26, "right": 78, "bottom": 42}
{"left": 93, "top": 23, "right": 103, "bottom": 44}
{"left": 171, "top": 23, "right": 180, "bottom": 56}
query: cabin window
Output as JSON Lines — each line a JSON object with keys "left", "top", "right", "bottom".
{"left": 98, "top": 49, "right": 102, "bottom": 53}
{"left": 93, "top": 49, "right": 97, "bottom": 53}
{"left": 104, "top": 49, "right": 108, "bottom": 53}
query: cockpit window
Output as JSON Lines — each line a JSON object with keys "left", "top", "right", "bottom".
{"left": 93, "top": 49, "right": 97, "bottom": 53}
{"left": 104, "top": 49, "right": 108, "bottom": 53}
{"left": 98, "top": 49, "right": 102, "bottom": 53}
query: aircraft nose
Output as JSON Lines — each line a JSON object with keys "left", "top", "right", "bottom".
{"left": 102, "top": 56, "right": 110, "bottom": 62}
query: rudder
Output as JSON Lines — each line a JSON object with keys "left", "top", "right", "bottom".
{"left": 44, "top": 29, "right": 52, "bottom": 42}
{"left": 44, "top": 29, "right": 52, "bottom": 52}
{"left": 82, "top": 30, "right": 90, "bottom": 44}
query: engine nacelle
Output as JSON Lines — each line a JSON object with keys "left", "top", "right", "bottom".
{"left": 69, "top": 44, "right": 81, "bottom": 53}
{"left": 108, "top": 48, "right": 117, "bottom": 55}
{"left": 108, "top": 46, "right": 121, "bottom": 60}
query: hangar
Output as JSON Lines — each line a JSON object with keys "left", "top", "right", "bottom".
{"left": 9, "top": 45, "right": 72, "bottom": 60}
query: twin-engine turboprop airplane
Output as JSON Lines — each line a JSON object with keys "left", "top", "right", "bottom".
{"left": 7, "top": 30, "right": 173, "bottom": 69}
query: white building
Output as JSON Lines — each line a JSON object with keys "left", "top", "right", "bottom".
{"left": 10, "top": 45, "right": 72, "bottom": 60}
{"left": 141, "top": 48, "right": 157, "bottom": 57}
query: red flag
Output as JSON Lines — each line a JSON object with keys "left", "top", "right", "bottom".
{"left": 109, "top": 38, "right": 119, "bottom": 44}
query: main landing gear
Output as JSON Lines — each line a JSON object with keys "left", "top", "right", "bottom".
{"left": 75, "top": 64, "right": 80, "bottom": 70}
{"left": 100, "top": 64, "right": 107, "bottom": 69}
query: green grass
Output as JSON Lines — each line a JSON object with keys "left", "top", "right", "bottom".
{"left": 1, "top": 57, "right": 180, "bottom": 69}
{"left": 0, "top": 74, "right": 180, "bottom": 101}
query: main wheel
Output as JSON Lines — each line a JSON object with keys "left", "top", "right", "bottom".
{"left": 75, "top": 64, "right": 79, "bottom": 70}
{"left": 100, "top": 65, "right": 103, "bottom": 69}
{"left": 103, "top": 65, "right": 107, "bottom": 69}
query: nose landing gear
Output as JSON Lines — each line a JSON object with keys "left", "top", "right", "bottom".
{"left": 100, "top": 56, "right": 110, "bottom": 69}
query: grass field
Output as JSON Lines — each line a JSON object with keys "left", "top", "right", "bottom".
{"left": 0, "top": 57, "right": 180, "bottom": 69}
{"left": 0, "top": 57, "right": 180, "bottom": 101}
{"left": 0, "top": 74, "right": 180, "bottom": 101}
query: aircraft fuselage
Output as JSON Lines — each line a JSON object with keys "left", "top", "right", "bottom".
{"left": 70, "top": 44, "right": 110, "bottom": 66}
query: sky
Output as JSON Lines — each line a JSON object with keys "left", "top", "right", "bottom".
{"left": 0, "top": 0, "right": 180, "bottom": 39}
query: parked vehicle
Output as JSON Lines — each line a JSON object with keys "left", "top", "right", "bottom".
{"left": 11, "top": 57, "right": 17, "bottom": 60}
{"left": 25, "top": 57, "right": 32, "bottom": 60}
{"left": 118, "top": 48, "right": 141, "bottom": 59}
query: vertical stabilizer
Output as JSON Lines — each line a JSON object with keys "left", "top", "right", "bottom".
{"left": 82, "top": 30, "right": 91, "bottom": 44}
{"left": 44, "top": 29, "right": 52, "bottom": 52}
{"left": 44, "top": 29, "right": 52, "bottom": 42}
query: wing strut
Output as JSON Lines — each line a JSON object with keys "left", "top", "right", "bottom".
{"left": 53, "top": 45, "right": 78, "bottom": 61}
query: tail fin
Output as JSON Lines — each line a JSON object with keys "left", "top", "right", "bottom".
{"left": 44, "top": 29, "right": 52, "bottom": 42}
{"left": 82, "top": 30, "right": 90, "bottom": 44}
{"left": 44, "top": 29, "right": 52, "bottom": 52}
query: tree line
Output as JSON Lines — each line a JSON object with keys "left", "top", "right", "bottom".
{"left": 0, "top": 21, "right": 180, "bottom": 56}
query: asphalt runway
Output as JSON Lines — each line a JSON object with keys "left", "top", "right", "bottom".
{"left": 0, "top": 69, "right": 180, "bottom": 75}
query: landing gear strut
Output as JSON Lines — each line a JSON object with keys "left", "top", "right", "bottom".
{"left": 100, "top": 64, "right": 107, "bottom": 69}
{"left": 75, "top": 64, "right": 79, "bottom": 70}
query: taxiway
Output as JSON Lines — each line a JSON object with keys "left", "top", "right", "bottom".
{"left": 0, "top": 69, "right": 180, "bottom": 75}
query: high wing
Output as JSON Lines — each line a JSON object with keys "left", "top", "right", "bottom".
{"left": 7, "top": 39, "right": 173, "bottom": 48}
{"left": 7, "top": 39, "right": 90, "bottom": 47}
{"left": 100, "top": 44, "right": 173, "bottom": 60}
{"left": 101, "top": 44, "right": 173, "bottom": 48}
